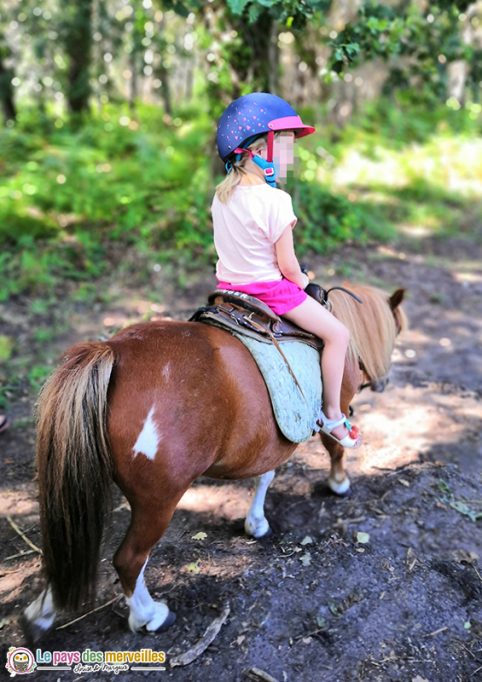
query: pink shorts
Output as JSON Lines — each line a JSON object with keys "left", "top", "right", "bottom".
{"left": 217, "top": 278, "right": 307, "bottom": 315}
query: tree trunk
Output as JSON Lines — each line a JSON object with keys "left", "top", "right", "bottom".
{"left": 0, "top": 35, "right": 16, "bottom": 124}
{"left": 267, "top": 20, "right": 280, "bottom": 94}
{"left": 158, "top": 62, "right": 172, "bottom": 115}
{"left": 64, "top": 0, "right": 93, "bottom": 115}
{"left": 129, "top": 49, "right": 138, "bottom": 111}
{"left": 157, "top": 14, "right": 172, "bottom": 115}
{"left": 233, "top": 14, "right": 279, "bottom": 92}
{"left": 447, "top": 60, "right": 468, "bottom": 106}
{"left": 0, "top": 54, "right": 16, "bottom": 123}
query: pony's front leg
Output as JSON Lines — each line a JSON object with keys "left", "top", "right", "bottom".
{"left": 244, "top": 470, "right": 275, "bottom": 539}
{"left": 322, "top": 435, "right": 351, "bottom": 495}
{"left": 23, "top": 587, "right": 56, "bottom": 641}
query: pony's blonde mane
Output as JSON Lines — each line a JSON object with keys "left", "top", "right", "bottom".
{"left": 329, "top": 284, "right": 407, "bottom": 381}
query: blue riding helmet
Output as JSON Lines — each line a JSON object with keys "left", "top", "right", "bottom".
{"left": 216, "top": 92, "right": 315, "bottom": 162}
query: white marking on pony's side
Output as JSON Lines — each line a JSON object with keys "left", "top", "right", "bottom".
{"left": 245, "top": 470, "right": 275, "bottom": 538}
{"left": 162, "top": 363, "right": 171, "bottom": 381}
{"left": 132, "top": 407, "right": 160, "bottom": 460}
{"left": 24, "top": 587, "right": 56, "bottom": 632}
{"left": 126, "top": 560, "right": 169, "bottom": 632}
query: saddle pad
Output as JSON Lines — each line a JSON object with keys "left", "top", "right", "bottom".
{"left": 233, "top": 332, "right": 322, "bottom": 443}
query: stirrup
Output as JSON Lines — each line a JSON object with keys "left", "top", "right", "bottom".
{"left": 317, "top": 410, "right": 361, "bottom": 449}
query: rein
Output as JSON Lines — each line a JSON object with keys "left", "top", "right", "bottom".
{"left": 323, "top": 285, "right": 364, "bottom": 307}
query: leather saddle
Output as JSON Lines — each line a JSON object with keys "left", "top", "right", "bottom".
{"left": 190, "top": 286, "right": 324, "bottom": 351}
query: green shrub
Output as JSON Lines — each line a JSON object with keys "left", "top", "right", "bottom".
{"left": 0, "top": 99, "right": 479, "bottom": 301}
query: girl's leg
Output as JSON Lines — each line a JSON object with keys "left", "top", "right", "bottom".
{"left": 283, "top": 296, "right": 354, "bottom": 442}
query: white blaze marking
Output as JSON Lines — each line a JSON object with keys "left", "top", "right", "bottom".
{"left": 133, "top": 407, "right": 160, "bottom": 460}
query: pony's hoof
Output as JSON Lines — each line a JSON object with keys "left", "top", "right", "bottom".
{"left": 244, "top": 517, "right": 271, "bottom": 539}
{"left": 149, "top": 609, "right": 176, "bottom": 633}
{"left": 253, "top": 525, "right": 273, "bottom": 540}
{"left": 20, "top": 614, "right": 52, "bottom": 646}
{"left": 327, "top": 477, "right": 351, "bottom": 496}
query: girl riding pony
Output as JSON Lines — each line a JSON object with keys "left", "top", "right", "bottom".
{"left": 212, "top": 92, "right": 361, "bottom": 448}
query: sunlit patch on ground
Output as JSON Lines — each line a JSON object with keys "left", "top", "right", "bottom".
{"left": 0, "top": 484, "right": 38, "bottom": 517}
{"left": 177, "top": 484, "right": 253, "bottom": 521}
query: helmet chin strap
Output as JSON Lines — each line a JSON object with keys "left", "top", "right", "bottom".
{"left": 234, "top": 131, "right": 277, "bottom": 187}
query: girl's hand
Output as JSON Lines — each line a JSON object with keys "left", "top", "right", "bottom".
{"left": 275, "top": 225, "right": 308, "bottom": 289}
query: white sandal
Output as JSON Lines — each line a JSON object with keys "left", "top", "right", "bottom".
{"left": 317, "top": 410, "right": 361, "bottom": 448}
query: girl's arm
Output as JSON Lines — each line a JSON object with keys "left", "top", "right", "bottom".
{"left": 275, "top": 225, "right": 309, "bottom": 289}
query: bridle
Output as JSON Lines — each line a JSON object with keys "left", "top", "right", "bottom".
{"left": 358, "top": 361, "right": 389, "bottom": 393}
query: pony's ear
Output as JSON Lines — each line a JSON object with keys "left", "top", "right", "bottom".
{"left": 389, "top": 288, "right": 405, "bottom": 310}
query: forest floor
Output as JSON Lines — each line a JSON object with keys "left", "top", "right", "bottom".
{"left": 1, "top": 229, "right": 481, "bottom": 681}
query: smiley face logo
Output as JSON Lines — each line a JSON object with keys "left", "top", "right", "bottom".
{"left": 5, "top": 647, "right": 37, "bottom": 676}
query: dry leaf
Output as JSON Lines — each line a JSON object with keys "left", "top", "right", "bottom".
{"left": 452, "top": 549, "right": 479, "bottom": 565}
{"left": 300, "top": 535, "right": 313, "bottom": 545}
{"left": 185, "top": 561, "right": 202, "bottom": 574}
{"left": 192, "top": 531, "right": 207, "bottom": 541}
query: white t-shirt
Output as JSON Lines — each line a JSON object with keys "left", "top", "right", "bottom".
{"left": 212, "top": 184, "right": 297, "bottom": 284}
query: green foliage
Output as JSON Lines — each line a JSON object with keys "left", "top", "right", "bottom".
{"left": 0, "top": 98, "right": 479, "bottom": 302}
{"left": 0, "top": 335, "right": 13, "bottom": 361}
{"left": 341, "top": 93, "right": 482, "bottom": 150}
{"left": 28, "top": 364, "right": 53, "bottom": 393}
{"left": 0, "top": 104, "right": 214, "bottom": 297}
{"left": 226, "top": 0, "right": 330, "bottom": 27}
{"left": 329, "top": 1, "right": 480, "bottom": 100}
{"left": 293, "top": 181, "right": 394, "bottom": 253}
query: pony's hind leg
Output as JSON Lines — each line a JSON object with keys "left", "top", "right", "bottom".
{"left": 23, "top": 587, "right": 56, "bottom": 642}
{"left": 244, "top": 470, "right": 275, "bottom": 538}
{"left": 114, "top": 501, "right": 179, "bottom": 633}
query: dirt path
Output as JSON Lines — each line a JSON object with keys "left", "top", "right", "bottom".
{"left": 1, "top": 233, "right": 481, "bottom": 681}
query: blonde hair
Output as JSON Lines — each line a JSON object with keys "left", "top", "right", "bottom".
{"left": 330, "top": 283, "right": 408, "bottom": 381}
{"left": 215, "top": 136, "right": 267, "bottom": 203}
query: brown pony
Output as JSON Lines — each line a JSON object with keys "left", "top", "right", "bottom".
{"left": 24, "top": 284, "right": 405, "bottom": 638}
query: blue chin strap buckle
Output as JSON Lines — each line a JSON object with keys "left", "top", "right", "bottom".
{"left": 231, "top": 135, "right": 278, "bottom": 187}
{"left": 252, "top": 155, "right": 277, "bottom": 187}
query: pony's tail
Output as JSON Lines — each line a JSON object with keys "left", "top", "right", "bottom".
{"left": 36, "top": 341, "right": 115, "bottom": 612}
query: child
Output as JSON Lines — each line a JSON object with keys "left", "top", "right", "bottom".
{"left": 212, "top": 92, "right": 361, "bottom": 448}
